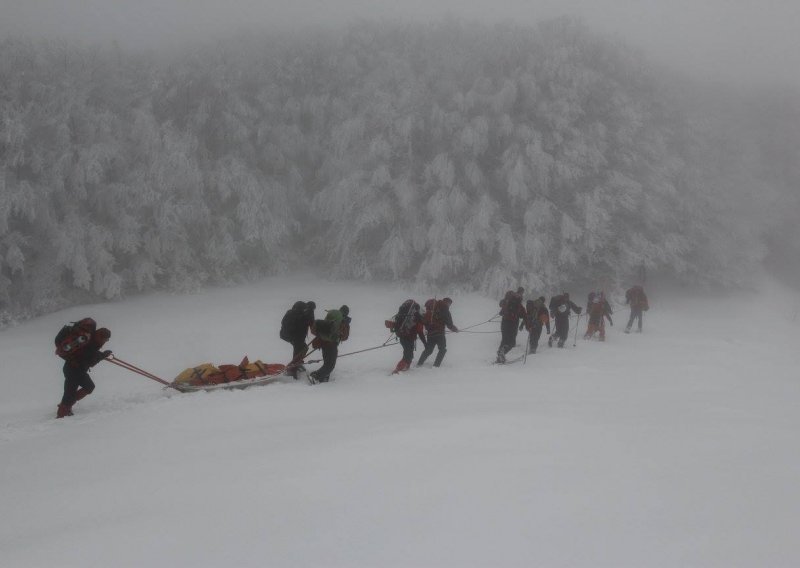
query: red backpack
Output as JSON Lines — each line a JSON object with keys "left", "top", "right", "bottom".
{"left": 55, "top": 318, "right": 108, "bottom": 360}
{"left": 423, "top": 299, "right": 441, "bottom": 327}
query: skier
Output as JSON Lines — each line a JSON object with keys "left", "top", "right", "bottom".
{"left": 496, "top": 288, "right": 527, "bottom": 363}
{"left": 548, "top": 292, "right": 582, "bottom": 348}
{"left": 280, "top": 300, "right": 316, "bottom": 378}
{"left": 54, "top": 318, "right": 112, "bottom": 418}
{"left": 625, "top": 285, "right": 649, "bottom": 333}
{"left": 584, "top": 291, "right": 613, "bottom": 341}
{"left": 386, "top": 299, "right": 426, "bottom": 373}
{"left": 523, "top": 296, "right": 550, "bottom": 354}
{"left": 417, "top": 297, "right": 459, "bottom": 367}
{"left": 309, "top": 305, "right": 350, "bottom": 383}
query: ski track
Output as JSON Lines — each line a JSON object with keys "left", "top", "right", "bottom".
{"left": 1, "top": 276, "right": 800, "bottom": 567}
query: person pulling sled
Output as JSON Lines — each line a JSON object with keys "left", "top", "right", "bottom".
{"left": 417, "top": 297, "right": 459, "bottom": 368}
{"left": 524, "top": 296, "right": 550, "bottom": 354}
{"left": 548, "top": 292, "right": 581, "bottom": 348}
{"left": 54, "top": 318, "right": 112, "bottom": 418}
{"left": 496, "top": 288, "right": 526, "bottom": 363}
{"left": 624, "top": 285, "right": 649, "bottom": 333}
{"left": 309, "top": 306, "right": 350, "bottom": 383}
{"left": 584, "top": 291, "right": 613, "bottom": 341}
{"left": 280, "top": 300, "right": 316, "bottom": 378}
{"left": 386, "top": 299, "right": 426, "bottom": 374}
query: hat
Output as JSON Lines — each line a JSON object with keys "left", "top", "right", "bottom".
{"left": 306, "top": 301, "right": 316, "bottom": 310}
{"left": 339, "top": 305, "right": 350, "bottom": 316}
{"left": 442, "top": 297, "right": 453, "bottom": 305}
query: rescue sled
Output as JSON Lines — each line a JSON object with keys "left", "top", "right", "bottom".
{"left": 170, "top": 356, "right": 287, "bottom": 393}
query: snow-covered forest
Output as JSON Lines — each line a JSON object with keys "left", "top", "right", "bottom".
{"left": 2, "top": 18, "right": 799, "bottom": 322}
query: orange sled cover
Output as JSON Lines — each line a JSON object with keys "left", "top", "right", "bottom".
{"left": 173, "top": 357, "right": 286, "bottom": 387}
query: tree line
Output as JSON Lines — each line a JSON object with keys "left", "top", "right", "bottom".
{"left": 1, "top": 18, "right": 798, "bottom": 324}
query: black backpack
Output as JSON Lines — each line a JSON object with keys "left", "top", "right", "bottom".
{"left": 395, "top": 300, "right": 420, "bottom": 336}
{"left": 280, "top": 302, "right": 308, "bottom": 342}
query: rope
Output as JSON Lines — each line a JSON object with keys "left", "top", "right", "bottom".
{"left": 105, "top": 355, "right": 175, "bottom": 388}
{"left": 306, "top": 336, "right": 399, "bottom": 364}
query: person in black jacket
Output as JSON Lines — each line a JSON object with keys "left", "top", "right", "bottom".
{"left": 624, "top": 285, "right": 649, "bottom": 333}
{"left": 496, "top": 288, "right": 527, "bottom": 363}
{"left": 417, "top": 297, "right": 459, "bottom": 367}
{"left": 548, "top": 292, "right": 582, "bottom": 348}
{"left": 54, "top": 318, "right": 112, "bottom": 418}
{"left": 280, "top": 301, "right": 315, "bottom": 378}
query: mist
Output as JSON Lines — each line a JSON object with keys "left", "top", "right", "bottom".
{"left": 3, "top": 0, "right": 800, "bottom": 89}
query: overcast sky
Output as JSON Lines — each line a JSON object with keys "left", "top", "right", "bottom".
{"left": 2, "top": 0, "right": 799, "bottom": 88}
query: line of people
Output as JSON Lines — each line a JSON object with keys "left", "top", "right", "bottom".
{"left": 52, "top": 286, "right": 647, "bottom": 417}
{"left": 494, "top": 285, "right": 648, "bottom": 362}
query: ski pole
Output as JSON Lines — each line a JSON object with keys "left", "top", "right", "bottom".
{"left": 523, "top": 328, "right": 530, "bottom": 365}
{"left": 572, "top": 313, "right": 582, "bottom": 347}
{"left": 105, "top": 355, "right": 174, "bottom": 388}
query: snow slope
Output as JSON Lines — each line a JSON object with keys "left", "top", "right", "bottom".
{"left": 2, "top": 277, "right": 799, "bottom": 567}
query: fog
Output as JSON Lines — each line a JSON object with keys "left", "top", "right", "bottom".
{"left": 2, "top": 0, "right": 800, "bottom": 88}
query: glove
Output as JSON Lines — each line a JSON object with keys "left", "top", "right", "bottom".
{"left": 311, "top": 337, "right": 321, "bottom": 349}
{"left": 102, "top": 350, "right": 113, "bottom": 359}
{"left": 452, "top": 327, "right": 460, "bottom": 333}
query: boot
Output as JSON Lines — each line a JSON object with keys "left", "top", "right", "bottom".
{"left": 548, "top": 336, "right": 554, "bottom": 348}
{"left": 433, "top": 348, "right": 447, "bottom": 367}
{"left": 56, "top": 404, "right": 73, "bottom": 418}
{"left": 74, "top": 388, "right": 91, "bottom": 402}
{"left": 496, "top": 350, "right": 506, "bottom": 364}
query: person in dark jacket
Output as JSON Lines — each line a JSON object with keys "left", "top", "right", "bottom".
{"left": 524, "top": 296, "right": 551, "bottom": 354}
{"left": 548, "top": 292, "right": 582, "bottom": 348}
{"left": 624, "top": 285, "right": 649, "bottom": 333}
{"left": 280, "top": 300, "right": 316, "bottom": 378}
{"left": 417, "top": 297, "right": 459, "bottom": 367}
{"left": 309, "top": 305, "right": 350, "bottom": 383}
{"left": 387, "top": 300, "right": 427, "bottom": 373}
{"left": 496, "top": 288, "right": 527, "bottom": 363}
{"left": 54, "top": 318, "right": 112, "bottom": 418}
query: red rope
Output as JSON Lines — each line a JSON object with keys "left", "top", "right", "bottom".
{"left": 105, "top": 355, "right": 174, "bottom": 387}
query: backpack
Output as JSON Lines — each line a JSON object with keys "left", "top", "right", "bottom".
{"left": 501, "top": 291, "right": 521, "bottom": 319}
{"left": 395, "top": 300, "right": 420, "bottom": 335}
{"left": 423, "top": 299, "right": 441, "bottom": 327}
{"left": 55, "top": 318, "right": 108, "bottom": 360}
{"left": 589, "top": 292, "right": 605, "bottom": 317}
{"left": 280, "top": 302, "right": 308, "bottom": 342}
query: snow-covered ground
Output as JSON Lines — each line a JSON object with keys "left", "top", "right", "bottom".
{"left": 2, "top": 276, "right": 799, "bottom": 567}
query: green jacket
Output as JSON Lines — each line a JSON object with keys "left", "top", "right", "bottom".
{"left": 316, "top": 310, "right": 343, "bottom": 344}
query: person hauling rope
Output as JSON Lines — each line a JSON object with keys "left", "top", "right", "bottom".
{"left": 548, "top": 292, "right": 582, "bottom": 348}
{"left": 496, "top": 287, "right": 527, "bottom": 363}
{"left": 584, "top": 290, "right": 613, "bottom": 341}
{"left": 624, "top": 285, "right": 649, "bottom": 333}
{"left": 417, "top": 297, "right": 459, "bottom": 367}
{"left": 309, "top": 305, "right": 350, "bottom": 383}
{"left": 386, "top": 299, "right": 426, "bottom": 374}
{"left": 280, "top": 300, "right": 316, "bottom": 378}
{"left": 524, "top": 297, "right": 550, "bottom": 354}
{"left": 54, "top": 318, "right": 112, "bottom": 418}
